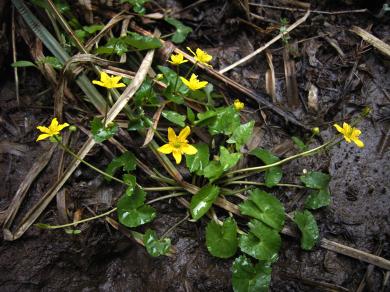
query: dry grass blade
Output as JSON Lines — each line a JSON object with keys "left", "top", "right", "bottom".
{"left": 2, "top": 145, "right": 56, "bottom": 236}
{"left": 283, "top": 48, "right": 300, "bottom": 109}
{"left": 219, "top": 10, "right": 310, "bottom": 74}
{"left": 265, "top": 50, "right": 276, "bottom": 103}
{"left": 350, "top": 26, "right": 390, "bottom": 57}
{"left": 142, "top": 102, "right": 167, "bottom": 147}
{"left": 5, "top": 49, "right": 155, "bottom": 240}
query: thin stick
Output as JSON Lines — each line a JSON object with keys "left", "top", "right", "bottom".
{"left": 350, "top": 26, "right": 390, "bottom": 57}
{"left": 249, "top": 3, "right": 368, "bottom": 15}
{"left": 11, "top": 6, "right": 19, "bottom": 106}
{"left": 219, "top": 10, "right": 310, "bottom": 74}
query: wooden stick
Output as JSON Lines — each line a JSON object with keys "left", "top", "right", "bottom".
{"left": 219, "top": 10, "right": 310, "bottom": 74}
{"left": 350, "top": 26, "right": 390, "bottom": 57}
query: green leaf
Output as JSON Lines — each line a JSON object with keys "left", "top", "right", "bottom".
{"left": 190, "top": 185, "right": 220, "bottom": 220}
{"left": 206, "top": 218, "right": 238, "bottom": 258}
{"left": 143, "top": 229, "right": 171, "bottom": 257}
{"left": 126, "top": 32, "right": 162, "bottom": 50}
{"left": 134, "top": 78, "right": 158, "bottom": 106}
{"left": 121, "top": 0, "right": 150, "bottom": 14}
{"left": 90, "top": 117, "right": 118, "bottom": 143}
{"left": 11, "top": 60, "right": 36, "bottom": 68}
{"left": 292, "top": 136, "right": 308, "bottom": 151}
{"left": 300, "top": 171, "right": 330, "bottom": 189}
{"left": 105, "top": 151, "right": 137, "bottom": 181}
{"left": 227, "top": 121, "right": 255, "bottom": 150}
{"left": 208, "top": 106, "right": 240, "bottom": 136}
{"left": 239, "top": 220, "right": 281, "bottom": 262}
{"left": 203, "top": 161, "right": 224, "bottom": 182}
{"left": 305, "top": 188, "right": 331, "bottom": 209}
{"left": 83, "top": 24, "right": 103, "bottom": 34}
{"left": 239, "top": 189, "right": 285, "bottom": 231}
{"left": 165, "top": 17, "right": 192, "bottom": 44}
{"left": 194, "top": 110, "right": 217, "bottom": 127}
{"left": 187, "top": 107, "right": 195, "bottom": 123}
{"left": 293, "top": 210, "right": 319, "bottom": 250}
{"left": 161, "top": 110, "right": 186, "bottom": 127}
{"left": 186, "top": 143, "right": 209, "bottom": 174}
{"left": 64, "top": 229, "right": 81, "bottom": 235}
{"left": 158, "top": 66, "right": 188, "bottom": 95}
{"left": 249, "top": 148, "right": 282, "bottom": 187}
{"left": 232, "top": 255, "right": 271, "bottom": 292}
{"left": 219, "top": 146, "right": 241, "bottom": 171}
{"left": 39, "top": 56, "right": 63, "bottom": 70}
{"left": 117, "top": 186, "right": 156, "bottom": 227}
{"left": 123, "top": 174, "right": 137, "bottom": 196}
{"left": 128, "top": 116, "right": 150, "bottom": 131}
{"left": 95, "top": 37, "right": 128, "bottom": 56}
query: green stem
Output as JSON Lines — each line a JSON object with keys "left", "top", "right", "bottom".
{"left": 185, "top": 62, "right": 197, "bottom": 79}
{"left": 223, "top": 181, "right": 305, "bottom": 189}
{"left": 161, "top": 212, "right": 189, "bottom": 238}
{"left": 143, "top": 186, "right": 184, "bottom": 192}
{"left": 221, "top": 186, "right": 254, "bottom": 195}
{"left": 225, "top": 139, "right": 337, "bottom": 177}
{"left": 146, "top": 192, "right": 188, "bottom": 204}
{"left": 36, "top": 208, "right": 117, "bottom": 229}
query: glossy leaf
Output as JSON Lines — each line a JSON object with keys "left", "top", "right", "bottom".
{"left": 123, "top": 174, "right": 137, "bottom": 196}
{"left": 219, "top": 146, "right": 241, "bottom": 171}
{"left": 121, "top": 0, "right": 150, "bottom": 14}
{"left": 239, "top": 220, "right": 281, "bottom": 262}
{"left": 250, "top": 148, "right": 282, "bottom": 187}
{"left": 105, "top": 151, "right": 137, "bottom": 181}
{"left": 126, "top": 32, "right": 162, "bottom": 50}
{"left": 39, "top": 56, "right": 63, "bottom": 69}
{"left": 143, "top": 229, "right": 171, "bottom": 257}
{"left": 239, "top": 189, "right": 285, "bottom": 231}
{"left": 95, "top": 37, "right": 128, "bottom": 56}
{"left": 190, "top": 185, "right": 220, "bottom": 220}
{"left": 208, "top": 106, "right": 240, "bottom": 136}
{"left": 293, "top": 210, "right": 319, "bottom": 250}
{"left": 134, "top": 78, "right": 158, "bottom": 106}
{"left": 227, "top": 120, "right": 255, "bottom": 150}
{"left": 187, "top": 107, "right": 195, "bottom": 123}
{"left": 203, "top": 161, "right": 224, "bottom": 182}
{"left": 11, "top": 60, "right": 36, "bottom": 68}
{"left": 305, "top": 188, "right": 331, "bottom": 209}
{"left": 232, "top": 255, "right": 271, "bottom": 292}
{"left": 206, "top": 218, "right": 238, "bottom": 258}
{"left": 186, "top": 143, "right": 209, "bottom": 174}
{"left": 161, "top": 110, "right": 186, "bottom": 127}
{"left": 117, "top": 186, "right": 156, "bottom": 227}
{"left": 90, "top": 117, "right": 118, "bottom": 143}
{"left": 165, "top": 17, "right": 192, "bottom": 44}
{"left": 300, "top": 171, "right": 330, "bottom": 189}
{"left": 83, "top": 24, "right": 103, "bottom": 34}
{"left": 292, "top": 136, "right": 308, "bottom": 151}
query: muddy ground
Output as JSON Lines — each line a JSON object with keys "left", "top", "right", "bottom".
{"left": 0, "top": 0, "right": 389, "bottom": 291}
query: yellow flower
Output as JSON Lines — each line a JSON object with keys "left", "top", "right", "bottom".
{"left": 36, "top": 118, "right": 69, "bottom": 141}
{"left": 158, "top": 126, "right": 198, "bottom": 164}
{"left": 187, "top": 47, "right": 212, "bottom": 66}
{"left": 92, "top": 72, "right": 126, "bottom": 89}
{"left": 334, "top": 122, "right": 364, "bottom": 148}
{"left": 180, "top": 74, "right": 208, "bottom": 91}
{"left": 168, "top": 53, "right": 188, "bottom": 65}
{"left": 233, "top": 99, "right": 245, "bottom": 111}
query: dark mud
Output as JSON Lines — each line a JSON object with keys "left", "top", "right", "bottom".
{"left": 1, "top": 0, "right": 390, "bottom": 291}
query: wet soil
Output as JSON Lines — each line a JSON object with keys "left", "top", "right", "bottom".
{"left": 1, "top": 0, "right": 390, "bottom": 291}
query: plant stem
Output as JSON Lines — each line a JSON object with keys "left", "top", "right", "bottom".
{"left": 223, "top": 181, "right": 305, "bottom": 189}
{"left": 143, "top": 186, "right": 184, "bottom": 192}
{"left": 161, "top": 212, "right": 189, "bottom": 238}
{"left": 146, "top": 192, "right": 188, "bottom": 204}
{"left": 36, "top": 208, "right": 117, "bottom": 229}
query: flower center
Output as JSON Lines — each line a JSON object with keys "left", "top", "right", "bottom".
{"left": 173, "top": 142, "right": 182, "bottom": 149}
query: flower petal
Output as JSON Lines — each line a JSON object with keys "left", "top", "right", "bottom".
{"left": 182, "top": 144, "right": 198, "bottom": 155}
{"left": 36, "top": 133, "right": 50, "bottom": 141}
{"left": 352, "top": 128, "right": 361, "bottom": 136}
{"left": 168, "top": 127, "right": 176, "bottom": 142}
{"left": 111, "top": 75, "right": 122, "bottom": 84}
{"left": 113, "top": 83, "right": 126, "bottom": 88}
{"left": 180, "top": 77, "right": 190, "bottom": 88}
{"left": 197, "top": 81, "right": 208, "bottom": 89}
{"left": 37, "top": 126, "right": 50, "bottom": 134}
{"left": 187, "top": 47, "right": 196, "bottom": 56}
{"left": 50, "top": 118, "right": 59, "bottom": 128}
{"left": 92, "top": 80, "right": 105, "bottom": 87}
{"left": 158, "top": 144, "right": 173, "bottom": 154}
{"left": 100, "top": 71, "right": 110, "bottom": 83}
{"left": 178, "top": 126, "right": 191, "bottom": 141}
{"left": 342, "top": 122, "right": 351, "bottom": 133}
{"left": 172, "top": 149, "right": 182, "bottom": 164}
{"left": 353, "top": 138, "right": 364, "bottom": 148}
{"left": 333, "top": 123, "right": 344, "bottom": 134}
{"left": 57, "top": 122, "right": 70, "bottom": 131}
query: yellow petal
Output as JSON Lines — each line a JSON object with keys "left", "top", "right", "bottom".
{"left": 352, "top": 128, "right": 361, "bottom": 136}
{"left": 178, "top": 126, "right": 191, "bottom": 141}
{"left": 187, "top": 47, "right": 196, "bottom": 56}
{"left": 197, "top": 81, "right": 208, "bottom": 89}
{"left": 180, "top": 77, "right": 190, "bottom": 88}
{"left": 333, "top": 123, "right": 344, "bottom": 134}
{"left": 353, "top": 138, "right": 364, "bottom": 148}
{"left": 37, "top": 126, "right": 50, "bottom": 134}
{"left": 50, "top": 118, "right": 59, "bottom": 128}
{"left": 112, "top": 82, "right": 126, "bottom": 88}
{"left": 344, "top": 136, "right": 352, "bottom": 143}
{"left": 100, "top": 71, "right": 110, "bottom": 83}
{"left": 182, "top": 144, "right": 198, "bottom": 155}
{"left": 158, "top": 144, "right": 173, "bottom": 154}
{"left": 343, "top": 122, "right": 351, "bottom": 133}
{"left": 172, "top": 149, "right": 182, "bottom": 164}
{"left": 57, "top": 122, "right": 70, "bottom": 131}
{"left": 36, "top": 133, "right": 50, "bottom": 141}
{"left": 168, "top": 127, "right": 176, "bottom": 142}
{"left": 111, "top": 75, "right": 122, "bottom": 84}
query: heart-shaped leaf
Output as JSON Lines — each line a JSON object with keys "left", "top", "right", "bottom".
{"left": 250, "top": 148, "right": 282, "bottom": 187}
{"left": 208, "top": 106, "right": 240, "bottom": 136}
{"left": 232, "top": 255, "right": 271, "bottom": 292}
{"left": 239, "top": 220, "right": 281, "bottom": 262}
{"left": 190, "top": 185, "right": 219, "bottom": 220}
{"left": 206, "top": 218, "right": 238, "bottom": 258}
{"left": 227, "top": 120, "right": 255, "bottom": 150}
{"left": 105, "top": 151, "right": 137, "bottom": 181}
{"left": 161, "top": 110, "right": 186, "bottom": 127}
{"left": 239, "top": 189, "right": 285, "bottom": 231}
{"left": 90, "top": 117, "right": 118, "bottom": 143}
{"left": 293, "top": 210, "right": 319, "bottom": 250}
{"left": 125, "top": 32, "right": 162, "bottom": 50}
{"left": 305, "top": 188, "right": 331, "bottom": 209}
{"left": 117, "top": 186, "right": 156, "bottom": 227}
{"left": 186, "top": 143, "right": 209, "bottom": 174}
{"left": 165, "top": 17, "right": 192, "bottom": 44}
{"left": 300, "top": 171, "right": 330, "bottom": 189}
{"left": 143, "top": 229, "right": 171, "bottom": 257}
{"left": 203, "top": 161, "right": 224, "bottom": 182}
{"left": 219, "top": 146, "right": 241, "bottom": 171}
